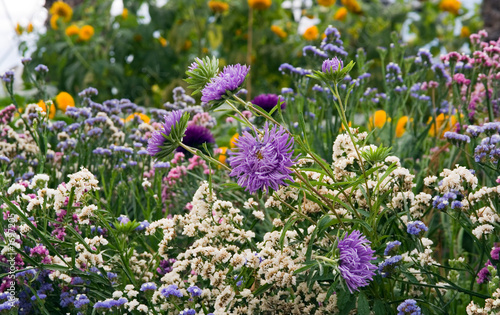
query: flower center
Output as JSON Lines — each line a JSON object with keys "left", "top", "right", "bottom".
{"left": 256, "top": 150, "right": 264, "bottom": 160}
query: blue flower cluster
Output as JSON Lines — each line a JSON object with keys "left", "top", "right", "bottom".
{"left": 378, "top": 255, "right": 403, "bottom": 278}
{"left": 407, "top": 221, "right": 428, "bottom": 236}
{"left": 397, "top": 299, "right": 421, "bottom": 315}
{"left": 161, "top": 284, "right": 183, "bottom": 298}
{"left": 384, "top": 240, "right": 402, "bottom": 256}
{"left": 433, "top": 189, "right": 463, "bottom": 210}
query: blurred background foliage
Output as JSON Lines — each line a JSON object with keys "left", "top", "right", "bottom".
{"left": 19, "top": 0, "right": 482, "bottom": 105}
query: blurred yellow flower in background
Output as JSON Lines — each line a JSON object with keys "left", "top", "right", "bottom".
{"left": 248, "top": 0, "right": 271, "bottom": 10}
{"left": 395, "top": 116, "right": 409, "bottom": 138}
{"left": 369, "top": 110, "right": 389, "bottom": 129}
{"left": 37, "top": 100, "right": 56, "bottom": 119}
{"left": 50, "top": 15, "right": 60, "bottom": 30}
{"left": 317, "top": 0, "right": 335, "bottom": 7}
{"left": 65, "top": 25, "right": 79, "bottom": 36}
{"left": 55, "top": 92, "right": 75, "bottom": 113}
{"left": 78, "top": 25, "right": 95, "bottom": 41}
{"left": 460, "top": 26, "right": 470, "bottom": 38}
{"left": 218, "top": 147, "right": 228, "bottom": 164}
{"left": 341, "top": 0, "right": 362, "bottom": 14}
{"left": 50, "top": 1, "right": 73, "bottom": 22}
{"left": 334, "top": 7, "right": 348, "bottom": 21}
{"left": 303, "top": 25, "right": 319, "bottom": 41}
{"left": 183, "top": 40, "right": 192, "bottom": 50}
{"left": 125, "top": 113, "right": 151, "bottom": 124}
{"left": 208, "top": 1, "right": 229, "bottom": 13}
{"left": 439, "top": 0, "right": 461, "bottom": 15}
{"left": 27, "top": 23, "right": 33, "bottom": 33}
{"left": 122, "top": 8, "right": 129, "bottom": 19}
{"left": 159, "top": 36, "right": 167, "bottom": 47}
{"left": 428, "top": 114, "right": 458, "bottom": 138}
{"left": 230, "top": 133, "right": 239, "bottom": 149}
{"left": 271, "top": 25, "right": 287, "bottom": 39}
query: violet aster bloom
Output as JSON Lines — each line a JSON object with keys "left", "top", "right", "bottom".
{"left": 228, "top": 122, "right": 295, "bottom": 193}
{"left": 251, "top": 94, "right": 286, "bottom": 112}
{"left": 201, "top": 64, "right": 249, "bottom": 103}
{"left": 176, "top": 125, "right": 215, "bottom": 153}
{"left": 397, "top": 299, "right": 421, "bottom": 315}
{"left": 337, "top": 230, "right": 377, "bottom": 293}
{"left": 322, "top": 57, "right": 343, "bottom": 74}
{"left": 147, "top": 110, "right": 183, "bottom": 157}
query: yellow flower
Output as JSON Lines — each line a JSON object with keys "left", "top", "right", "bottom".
{"left": 341, "top": 0, "right": 362, "bottom": 14}
{"left": 183, "top": 40, "right": 192, "bottom": 50}
{"left": 55, "top": 92, "right": 75, "bottom": 113}
{"left": 218, "top": 147, "right": 228, "bottom": 164}
{"left": 125, "top": 113, "right": 151, "bottom": 124}
{"left": 50, "top": 15, "right": 60, "bottom": 30}
{"left": 303, "top": 25, "right": 319, "bottom": 41}
{"left": 202, "top": 47, "right": 209, "bottom": 54}
{"left": 37, "top": 100, "right": 56, "bottom": 119}
{"left": 27, "top": 23, "right": 33, "bottom": 33}
{"left": 159, "top": 36, "right": 167, "bottom": 47}
{"left": 339, "top": 121, "right": 352, "bottom": 132}
{"left": 78, "top": 25, "right": 95, "bottom": 41}
{"left": 248, "top": 0, "right": 271, "bottom": 10}
{"left": 122, "top": 8, "right": 129, "bottom": 19}
{"left": 428, "top": 114, "right": 458, "bottom": 138}
{"left": 369, "top": 110, "right": 388, "bottom": 129}
{"left": 318, "top": 0, "right": 335, "bottom": 7}
{"left": 334, "top": 7, "right": 348, "bottom": 21}
{"left": 65, "top": 25, "right": 79, "bottom": 36}
{"left": 395, "top": 116, "right": 409, "bottom": 138}
{"left": 15, "top": 23, "right": 22, "bottom": 35}
{"left": 230, "top": 133, "right": 239, "bottom": 149}
{"left": 271, "top": 25, "right": 287, "bottom": 39}
{"left": 208, "top": 1, "right": 229, "bottom": 13}
{"left": 460, "top": 26, "right": 470, "bottom": 38}
{"left": 50, "top": 1, "right": 73, "bottom": 22}
{"left": 439, "top": 0, "right": 461, "bottom": 15}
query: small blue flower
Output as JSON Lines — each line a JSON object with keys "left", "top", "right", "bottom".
{"left": 407, "top": 221, "right": 428, "bottom": 236}
{"left": 187, "top": 286, "right": 202, "bottom": 297}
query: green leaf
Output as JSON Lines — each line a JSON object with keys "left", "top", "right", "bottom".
{"left": 357, "top": 292, "right": 370, "bottom": 315}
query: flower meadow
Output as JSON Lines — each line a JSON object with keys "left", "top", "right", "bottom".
{"left": 1, "top": 1, "right": 500, "bottom": 315}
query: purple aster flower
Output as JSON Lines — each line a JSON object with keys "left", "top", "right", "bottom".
{"left": 251, "top": 94, "right": 286, "bottom": 112}
{"left": 187, "top": 286, "right": 202, "bottom": 297}
{"left": 140, "top": 282, "right": 157, "bottom": 291}
{"left": 161, "top": 284, "right": 183, "bottom": 298}
{"left": 384, "top": 241, "right": 401, "bottom": 256}
{"left": 491, "top": 246, "right": 500, "bottom": 260}
{"left": 407, "top": 221, "right": 428, "bottom": 236}
{"left": 176, "top": 125, "right": 215, "bottom": 153}
{"left": 322, "top": 57, "right": 343, "bottom": 74}
{"left": 201, "top": 64, "right": 249, "bottom": 103}
{"left": 397, "top": 299, "right": 421, "bottom": 315}
{"left": 337, "top": 230, "right": 377, "bottom": 293}
{"left": 228, "top": 122, "right": 295, "bottom": 193}
{"left": 147, "top": 110, "right": 183, "bottom": 157}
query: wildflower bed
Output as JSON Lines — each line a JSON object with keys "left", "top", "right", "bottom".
{"left": 1, "top": 23, "right": 500, "bottom": 315}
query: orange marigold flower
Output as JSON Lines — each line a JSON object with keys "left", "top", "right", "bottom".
{"left": 37, "top": 100, "right": 56, "bottom": 119}
{"left": 50, "top": 15, "right": 60, "bottom": 30}
{"left": 318, "top": 0, "right": 335, "bottom": 7}
{"left": 439, "top": 0, "right": 461, "bottom": 15}
{"left": 369, "top": 110, "right": 389, "bottom": 129}
{"left": 460, "top": 26, "right": 470, "bottom": 38}
{"left": 303, "top": 25, "right": 319, "bottom": 41}
{"left": 78, "top": 25, "right": 95, "bottom": 41}
{"left": 65, "top": 25, "right": 79, "bottom": 36}
{"left": 341, "top": 0, "right": 362, "bottom": 14}
{"left": 125, "top": 113, "right": 150, "bottom": 124}
{"left": 248, "top": 0, "right": 271, "bottom": 10}
{"left": 334, "top": 7, "right": 348, "bottom": 21}
{"left": 208, "top": 1, "right": 229, "bottom": 13}
{"left": 55, "top": 92, "right": 75, "bottom": 113}
{"left": 271, "top": 25, "right": 287, "bottom": 38}
{"left": 395, "top": 116, "right": 409, "bottom": 138}
{"left": 50, "top": 1, "right": 73, "bottom": 22}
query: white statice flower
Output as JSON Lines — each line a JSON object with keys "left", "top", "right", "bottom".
{"left": 29, "top": 174, "right": 50, "bottom": 189}
{"left": 472, "top": 224, "right": 495, "bottom": 239}
{"left": 424, "top": 175, "right": 438, "bottom": 186}
{"left": 252, "top": 210, "right": 265, "bottom": 220}
{"left": 142, "top": 178, "right": 152, "bottom": 189}
{"left": 244, "top": 198, "right": 258, "bottom": 209}
{"left": 7, "top": 183, "right": 26, "bottom": 195}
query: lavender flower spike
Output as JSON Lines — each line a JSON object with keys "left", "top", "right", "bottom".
{"left": 228, "top": 122, "right": 295, "bottom": 193}
{"left": 337, "top": 230, "right": 377, "bottom": 293}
